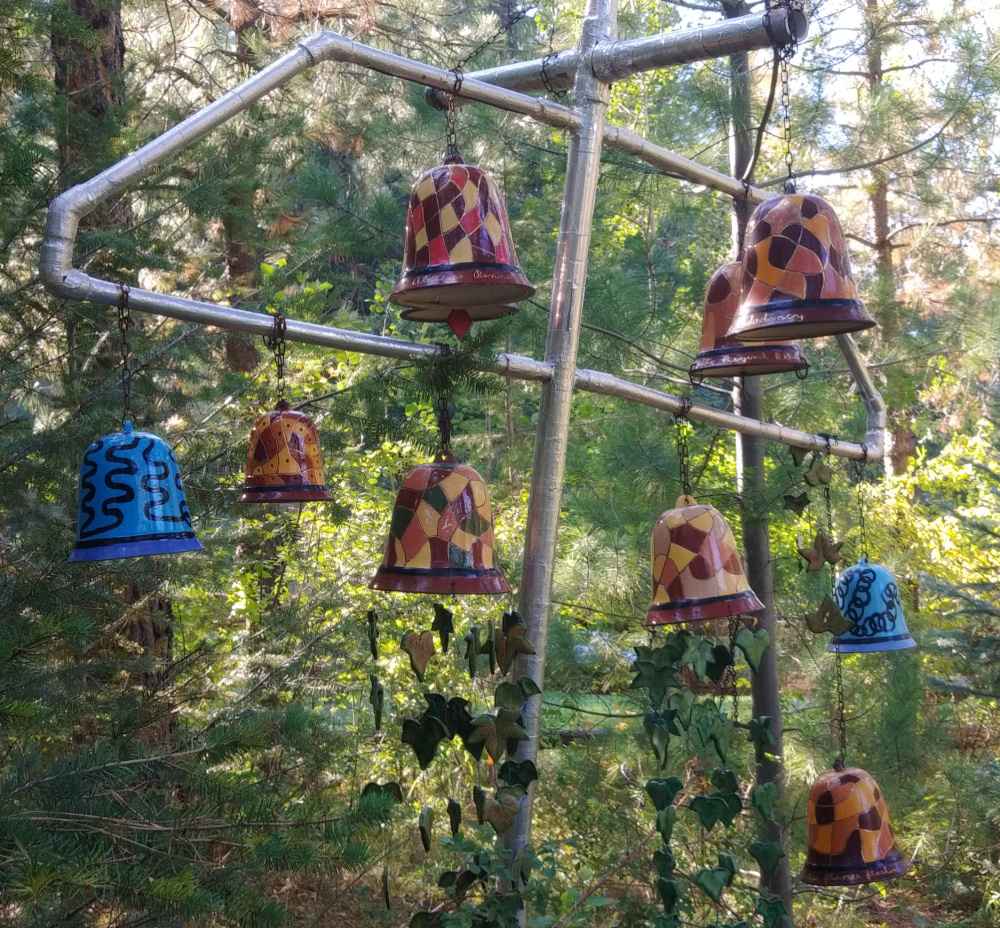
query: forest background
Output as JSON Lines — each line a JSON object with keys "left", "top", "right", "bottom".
{"left": 1, "top": 0, "right": 999, "bottom": 927}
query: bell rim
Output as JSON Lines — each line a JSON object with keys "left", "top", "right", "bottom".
{"left": 727, "top": 298, "right": 876, "bottom": 341}
{"left": 690, "top": 344, "right": 808, "bottom": 378}
{"left": 240, "top": 484, "right": 332, "bottom": 503}
{"left": 827, "top": 633, "right": 917, "bottom": 653}
{"left": 400, "top": 304, "right": 517, "bottom": 324}
{"left": 370, "top": 565, "right": 511, "bottom": 595}
{"left": 645, "top": 589, "right": 765, "bottom": 626}
{"left": 69, "top": 533, "right": 203, "bottom": 562}
{"left": 390, "top": 265, "right": 535, "bottom": 308}
{"left": 800, "top": 849, "right": 910, "bottom": 887}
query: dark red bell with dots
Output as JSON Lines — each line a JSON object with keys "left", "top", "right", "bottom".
{"left": 390, "top": 150, "right": 534, "bottom": 337}
{"left": 689, "top": 261, "right": 808, "bottom": 379}
{"left": 728, "top": 193, "right": 876, "bottom": 341}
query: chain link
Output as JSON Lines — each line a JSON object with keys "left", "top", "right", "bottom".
{"left": 264, "top": 311, "right": 287, "bottom": 400}
{"left": 851, "top": 458, "right": 869, "bottom": 559}
{"left": 776, "top": 0, "right": 803, "bottom": 192}
{"left": 728, "top": 616, "right": 740, "bottom": 724}
{"left": 674, "top": 415, "right": 692, "bottom": 497}
{"left": 834, "top": 648, "right": 848, "bottom": 764}
{"left": 117, "top": 284, "right": 132, "bottom": 426}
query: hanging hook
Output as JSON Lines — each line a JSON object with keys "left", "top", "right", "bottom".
{"left": 117, "top": 283, "right": 132, "bottom": 426}
{"left": 264, "top": 310, "right": 288, "bottom": 402}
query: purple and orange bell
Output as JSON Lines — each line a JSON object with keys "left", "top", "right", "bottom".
{"left": 729, "top": 193, "right": 876, "bottom": 341}
{"left": 690, "top": 261, "right": 807, "bottom": 379}
{"left": 390, "top": 150, "right": 534, "bottom": 338}
{"left": 241, "top": 401, "right": 331, "bottom": 503}
{"left": 370, "top": 458, "right": 509, "bottom": 595}
{"left": 647, "top": 496, "right": 764, "bottom": 625}
{"left": 802, "top": 764, "right": 909, "bottom": 886}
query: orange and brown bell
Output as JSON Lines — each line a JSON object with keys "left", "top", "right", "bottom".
{"left": 690, "top": 261, "right": 808, "bottom": 379}
{"left": 802, "top": 765, "right": 909, "bottom": 886}
{"left": 241, "top": 401, "right": 332, "bottom": 503}
{"left": 390, "top": 150, "right": 534, "bottom": 338}
{"left": 647, "top": 496, "right": 764, "bottom": 626}
{"left": 728, "top": 193, "right": 876, "bottom": 341}
{"left": 370, "top": 459, "right": 510, "bottom": 595}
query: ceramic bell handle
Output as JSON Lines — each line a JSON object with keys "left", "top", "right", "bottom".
{"left": 675, "top": 495, "right": 698, "bottom": 507}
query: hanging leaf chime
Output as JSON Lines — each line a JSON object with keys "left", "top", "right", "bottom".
{"left": 801, "top": 764, "right": 909, "bottom": 886}
{"left": 370, "top": 459, "right": 510, "bottom": 595}
{"left": 829, "top": 556, "right": 917, "bottom": 653}
{"left": 70, "top": 420, "right": 203, "bottom": 561}
{"left": 240, "top": 400, "right": 332, "bottom": 503}
{"left": 646, "top": 496, "right": 764, "bottom": 626}
{"left": 728, "top": 193, "right": 876, "bottom": 341}
{"left": 390, "top": 149, "right": 534, "bottom": 338}
{"left": 689, "top": 261, "right": 807, "bottom": 380}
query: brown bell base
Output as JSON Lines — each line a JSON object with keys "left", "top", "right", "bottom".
{"left": 728, "top": 298, "right": 876, "bottom": 341}
{"left": 391, "top": 264, "right": 534, "bottom": 308}
{"left": 690, "top": 344, "right": 808, "bottom": 378}
{"left": 646, "top": 589, "right": 765, "bottom": 626}
{"left": 801, "top": 850, "right": 910, "bottom": 887}
{"left": 240, "top": 484, "right": 332, "bottom": 503}
{"left": 370, "top": 566, "right": 511, "bottom": 595}
{"left": 400, "top": 304, "right": 516, "bottom": 323}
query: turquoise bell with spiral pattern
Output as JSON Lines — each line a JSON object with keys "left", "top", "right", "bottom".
{"left": 829, "top": 557, "right": 916, "bottom": 653}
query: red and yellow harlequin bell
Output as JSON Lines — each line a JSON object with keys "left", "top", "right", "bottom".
{"left": 647, "top": 496, "right": 764, "bottom": 625}
{"left": 802, "top": 764, "right": 909, "bottom": 886}
{"left": 241, "top": 401, "right": 332, "bottom": 503}
{"left": 390, "top": 150, "right": 534, "bottom": 338}
{"left": 728, "top": 193, "right": 876, "bottom": 341}
{"left": 370, "top": 458, "right": 509, "bottom": 595}
{"left": 690, "top": 261, "right": 808, "bottom": 379}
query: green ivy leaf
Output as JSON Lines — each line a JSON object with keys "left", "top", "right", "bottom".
{"left": 495, "top": 681, "right": 524, "bottom": 711}
{"left": 499, "top": 759, "right": 538, "bottom": 790}
{"left": 693, "top": 853, "right": 736, "bottom": 902}
{"left": 653, "top": 848, "right": 676, "bottom": 878}
{"left": 644, "top": 710, "right": 679, "bottom": 768}
{"left": 418, "top": 805, "right": 433, "bottom": 852}
{"left": 710, "top": 768, "right": 739, "bottom": 795}
{"left": 656, "top": 806, "right": 676, "bottom": 844}
{"left": 688, "top": 793, "right": 740, "bottom": 831}
{"left": 447, "top": 798, "right": 462, "bottom": 837}
{"left": 645, "top": 777, "right": 683, "bottom": 811}
{"left": 518, "top": 677, "right": 542, "bottom": 698}
{"left": 750, "top": 782, "right": 778, "bottom": 822}
{"left": 689, "top": 702, "right": 729, "bottom": 764}
{"left": 748, "top": 716, "right": 777, "bottom": 762}
{"left": 705, "top": 644, "right": 734, "bottom": 683}
{"left": 734, "top": 627, "right": 770, "bottom": 674}
{"left": 656, "top": 877, "right": 681, "bottom": 914}
{"left": 681, "top": 635, "right": 716, "bottom": 680}
{"left": 750, "top": 839, "right": 785, "bottom": 877}
{"left": 755, "top": 894, "right": 790, "bottom": 928}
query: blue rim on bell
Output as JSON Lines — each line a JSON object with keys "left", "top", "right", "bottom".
{"left": 69, "top": 420, "right": 203, "bottom": 561}
{"left": 829, "top": 556, "right": 916, "bottom": 653}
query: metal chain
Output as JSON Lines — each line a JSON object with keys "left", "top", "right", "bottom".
{"left": 117, "top": 284, "right": 132, "bottom": 426}
{"left": 851, "top": 457, "right": 869, "bottom": 559}
{"left": 728, "top": 616, "right": 740, "bottom": 724}
{"left": 777, "top": 0, "right": 803, "bottom": 193}
{"left": 674, "top": 414, "right": 692, "bottom": 497}
{"left": 264, "top": 311, "right": 287, "bottom": 400}
{"left": 834, "top": 648, "right": 848, "bottom": 765}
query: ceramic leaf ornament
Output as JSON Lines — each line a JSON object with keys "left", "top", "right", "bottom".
{"left": 369, "top": 673, "right": 384, "bottom": 731}
{"left": 401, "top": 714, "right": 449, "bottom": 769}
{"left": 431, "top": 602, "right": 454, "bottom": 653}
{"left": 418, "top": 805, "right": 433, "bottom": 852}
{"left": 447, "top": 798, "right": 462, "bottom": 837}
{"left": 803, "top": 594, "right": 851, "bottom": 635}
{"left": 495, "top": 611, "right": 536, "bottom": 674}
{"left": 401, "top": 630, "right": 436, "bottom": 682}
{"left": 367, "top": 609, "right": 379, "bottom": 661}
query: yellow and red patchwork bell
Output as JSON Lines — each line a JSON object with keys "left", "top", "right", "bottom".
{"left": 689, "top": 261, "right": 807, "bottom": 379}
{"left": 241, "top": 401, "right": 331, "bottom": 503}
{"left": 802, "top": 765, "right": 909, "bottom": 886}
{"left": 647, "top": 496, "right": 764, "bottom": 625}
{"left": 371, "top": 459, "right": 509, "bottom": 595}
{"left": 390, "top": 151, "right": 534, "bottom": 337}
{"left": 728, "top": 193, "right": 876, "bottom": 341}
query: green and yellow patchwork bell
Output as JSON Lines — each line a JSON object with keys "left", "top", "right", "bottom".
{"left": 370, "top": 459, "right": 509, "bottom": 595}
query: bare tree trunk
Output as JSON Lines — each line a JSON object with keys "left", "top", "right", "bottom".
{"left": 723, "top": 1, "right": 794, "bottom": 922}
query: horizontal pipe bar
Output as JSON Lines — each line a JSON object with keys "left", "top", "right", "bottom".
{"left": 59, "top": 282, "right": 872, "bottom": 460}
{"left": 425, "top": 6, "right": 807, "bottom": 108}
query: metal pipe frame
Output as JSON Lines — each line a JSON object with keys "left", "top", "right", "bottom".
{"left": 425, "top": 4, "right": 807, "bottom": 106}
{"left": 39, "top": 19, "right": 885, "bottom": 462}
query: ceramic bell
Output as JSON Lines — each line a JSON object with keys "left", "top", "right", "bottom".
{"left": 802, "top": 765, "right": 909, "bottom": 886}
{"left": 689, "top": 261, "right": 807, "bottom": 379}
{"left": 647, "top": 495, "right": 764, "bottom": 625}
{"left": 728, "top": 193, "right": 876, "bottom": 341}
{"left": 390, "top": 150, "right": 534, "bottom": 336}
{"left": 241, "top": 401, "right": 332, "bottom": 503}
{"left": 829, "top": 556, "right": 916, "bottom": 653}
{"left": 370, "top": 459, "right": 509, "bottom": 595}
{"left": 70, "top": 420, "right": 203, "bottom": 561}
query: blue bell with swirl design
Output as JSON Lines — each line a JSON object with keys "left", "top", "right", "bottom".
{"left": 829, "top": 557, "right": 916, "bottom": 653}
{"left": 69, "top": 420, "right": 203, "bottom": 561}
